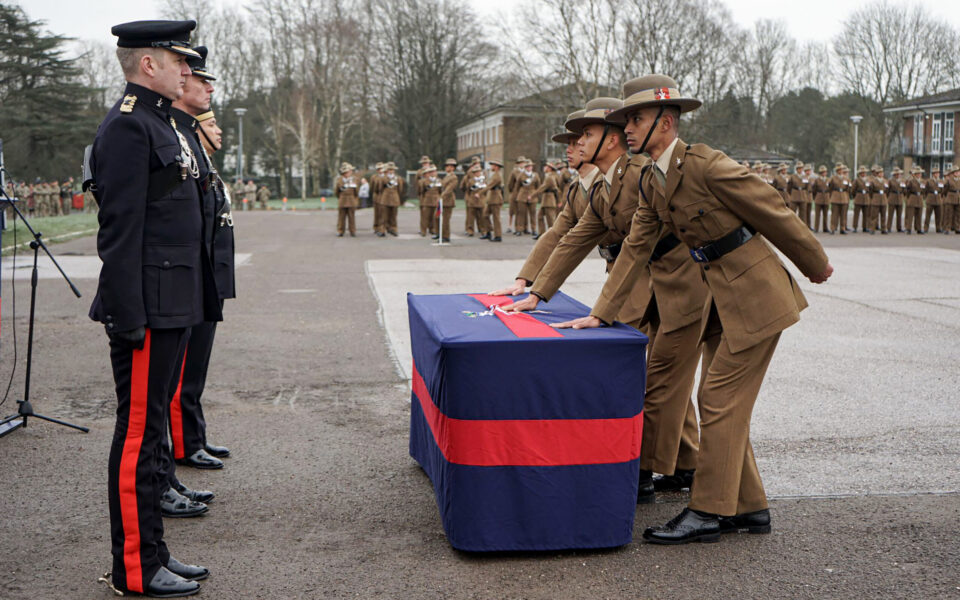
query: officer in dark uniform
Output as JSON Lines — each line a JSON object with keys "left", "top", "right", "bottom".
{"left": 90, "top": 20, "right": 220, "bottom": 597}
{"left": 166, "top": 46, "right": 234, "bottom": 477}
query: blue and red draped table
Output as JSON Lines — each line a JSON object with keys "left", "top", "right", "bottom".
{"left": 408, "top": 291, "right": 648, "bottom": 551}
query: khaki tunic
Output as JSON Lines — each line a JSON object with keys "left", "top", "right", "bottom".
{"left": 440, "top": 173, "right": 459, "bottom": 208}
{"left": 464, "top": 172, "right": 487, "bottom": 208}
{"left": 422, "top": 176, "right": 442, "bottom": 206}
{"left": 380, "top": 173, "right": 405, "bottom": 206}
{"left": 905, "top": 177, "right": 923, "bottom": 208}
{"left": 485, "top": 172, "right": 504, "bottom": 205}
{"left": 334, "top": 175, "right": 360, "bottom": 208}
{"left": 536, "top": 172, "right": 559, "bottom": 208}
{"left": 517, "top": 171, "right": 540, "bottom": 203}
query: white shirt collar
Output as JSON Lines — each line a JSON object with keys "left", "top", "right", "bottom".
{"left": 655, "top": 137, "right": 680, "bottom": 176}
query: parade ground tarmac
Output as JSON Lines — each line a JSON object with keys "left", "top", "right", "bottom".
{"left": 0, "top": 207, "right": 958, "bottom": 599}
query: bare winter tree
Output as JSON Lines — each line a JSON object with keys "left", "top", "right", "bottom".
{"left": 74, "top": 40, "right": 126, "bottom": 109}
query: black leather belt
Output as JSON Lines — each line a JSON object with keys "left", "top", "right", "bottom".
{"left": 649, "top": 233, "right": 681, "bottom": 262}
{"left": 689, "top": 225, "right": 755, "bottom": 263}
{"left": 597, "top": 242, "right": 622, "bottom": 263}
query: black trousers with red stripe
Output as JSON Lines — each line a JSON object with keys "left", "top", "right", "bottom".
{"left": 108, "top": 328, "right": 188, "bottom": 593}
{"left": 168, "top": 320, "right": 218, "bottom": 460}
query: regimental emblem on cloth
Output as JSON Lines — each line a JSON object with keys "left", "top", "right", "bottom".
{"left": 120, "top": 94, "right": 137, "bottom": 113}
{"left": 654, "top": 88, "right": 671, "bottom": 100}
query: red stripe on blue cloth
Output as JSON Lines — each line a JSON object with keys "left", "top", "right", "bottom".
{"left": 412, "top": 362, "right": 642, "bottom": 466}
{"left": 468, "top": 294, "right": 563, "bottom": 339}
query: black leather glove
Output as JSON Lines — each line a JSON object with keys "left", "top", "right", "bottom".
{"left": 108, "top": 326, "right": 146, "bottom": 350}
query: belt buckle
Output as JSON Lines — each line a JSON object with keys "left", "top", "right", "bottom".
{"left": 689, "top": 248, "right": 708, "bottom": 263}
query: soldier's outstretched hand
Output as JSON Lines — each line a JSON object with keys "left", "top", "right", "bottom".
{"left": 808, "top": 263, "right": 834, "bottom": 284}
{"left": 501, "top": 295, "right": 539, "bottom": 312}
{"left": 490, "top": 278, "right": 527, "bottom": 296}
{"left": 552, "top": 316, "right": 603, "bottom": 329}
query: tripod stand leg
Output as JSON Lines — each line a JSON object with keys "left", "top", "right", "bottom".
{"left": 28, "top": 412, "right": 90, "bottom": 433}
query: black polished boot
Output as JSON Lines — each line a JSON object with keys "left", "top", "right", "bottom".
{"left": 642, "top": 508, "right": 721, "bottom": 545}
{"left": 718, "top": 508, "right": 772, "bottom": 534}
{"left": 160, "top": 487, "right": 208, "bottom": 518}
{"left": 204, "top": 442, "right": 230, "bottom": 458}
{"left": 165, "top": 556, "right": 209, "bottom": 581}
{"left": 172, "top": 480, "right": 214, "bottom": 504}
{"left": 141, "top": 566, "right": 200, "bottom": 597}
{"left": 637, "top": 469, "right": 655, "bottom": 504}
{"left": 652, "top": 468, "right": 694, "bottom": 492}
{"left": 176, "top": 449, "right": 223, "bottom": 470}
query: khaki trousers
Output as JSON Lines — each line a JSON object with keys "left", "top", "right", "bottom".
{"left": 486, "top": 203, "right": 502, "bottom": 238}
{"left": 378, "top": 205, "right": 398, "bottom": 235}
{"left": 852, "top": 203, "right": 866, "bottom": 230}
{"left": 538, "top": 206, "right": 558, "bottom": 234}
{"left": 940, "top": 203, "right": 956, "bottom": 232}
{"left": 420, "top": 204, "right": 436, "bottom": 235}
{"left": 814, "top": 204, "right": 829, "bottom": 232}
{"left": 465, "top": 206, "right": 486, "bottom": 235}
{"left": 515, "top": 201, "right": 537, "bottom": 233}
{"left": 336, "top": 207, "right": 356, "bottom": 235}
{"left": 800, "top": 202, "right": 811, "bottom": 228}
{"left": 829, "top": 203, "right": 845, "bottom": 232}
{"left": 905, "top": 206, "right": 922, "bottom": 232}
{"left": 924, "top": 203, "right": 941, "bottom": 232}
{"left": 866, "top": 205, "right": 880, "bottom": 231}
{"left": 372, "top": 201, "right": 382, "bottom": 231}
{"left": 641, "top": 318, "right": 702, "bottom": 474}
{"left": 688, "top": 317, "right": 780, "bottom": 517}
{"left": 434, "top": 205, "right": 452, "bottom": 239}
{"left": 886, "top": 202, "right": 903, "bottom": 232}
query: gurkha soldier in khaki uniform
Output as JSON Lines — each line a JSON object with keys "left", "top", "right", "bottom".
{"left": 789, "top": 162, "right": 805, "bottom": 222}
{"left": 439, "top": 159, "right": 460, "bottom": 240}
{"left": 886, "top": 167, "right": 905, "bottom": 233}
{"left": 506, "top": 156, "right": 525, "bottom": 233}
{"left": 904, "top": 166, "right": 924, "bottom": 234}
{"left": 945, "top": 167, "right": 960, "bottom": 233}
{"left": 415, "top": 155, "right": 431, "bottom": 210}
{"left": 484, "top": 159, "right": 505, "bottom": 241}
{"left": 60, "top": 178, "right": 74, "bottom": 215}
{"left": 256, "top": 183, "right": 270, "bottom": 210}
{"left": 870, "top": 165, "right": 889, "bottom": 234}
{"left": 463, "top": 162, "right": 488, "bottom": 237}
{"left": 851, "top": 166, "right": 872, "bottom": 232}
{"left": 515, "top": 160, "right": 540, "bottom": 235}
{"left": 371, "top": 162, "right": 385, "bottom": 234}
{"left": 535, "top": 74, "right": 832, "bottom": 544}
{"left": 813, "top": 166, "right": 830, "bottom": 232}
{"left": 802, "top": 165, "right": 815, "bottom": 230}
{"left": 244, "top": 180, "right": 257, "bottom": 208}
{"left": 533, "top": 162, "right": 559, "bottom": 239}
{"left": 924, "top": 167, "right": 944, "bottom": 233}
{"left": 421, "top": 164, "right": 446, "bottom": 241}
{"left": 504, "top": 89, "right": 707, "bottom": 504}
{"left": 334, "top": 163, "right": 360, "bottom": 237}
{"left": 774, "top": 163, "right": 790, "bottom": 207}
{"left": 378, "top": 162, "right": 405, "bottom": 236}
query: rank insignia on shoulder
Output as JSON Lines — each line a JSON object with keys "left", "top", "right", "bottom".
{"left": 120, "top": 95, "right": 137, "bottom": 113}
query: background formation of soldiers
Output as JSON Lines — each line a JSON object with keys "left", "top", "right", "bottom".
{"left": 752, "top": 160, "right": 960, "bottom": 234}
{"left": 333, "top": 155, "right": 579, "bottom": 241}
{"left": 4, "top": 178, "right": 94, "bottom": 216}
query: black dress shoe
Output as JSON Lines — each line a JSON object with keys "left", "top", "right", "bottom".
{"left": 642, "top": 508, "right": 721, "bottom": 545}
{"left": 480, "top": 233, "right": 491, "bottom": 240}
{"left": 442, "top": 238, "right": 451, "bottom": 242}
{"left": 653, "top": 468, "right": 694, "bottom": 492}
{"left": 176, "top": 449, "right": 223, "bottom": 470}
{"left": 491, "top": 236, "right": 502, "bottom": 242}
{"left": 531, "top": 234, "right": 541, "bottom": 240}
{"left": 431, "top": 234, "right": 439, "bottom": 240}
{"left": 637, "top": 470, "right": 655, "bottom": 504}
{"left": 204, "top": 442, "right": 230, "bottom": 458}
{"left": 141, "top": 566, "right": 200, "bottom": 597}
{"left": 165, "top": 557, "right": 209, "bottom": 582}
{"left": 337, "top": 233, "right": 344, "bottom": 237}
{"left": 173, "top": 480, "right": 215, "bottom": 504}
{"left": 160, "top": 488, "right": 208, "bottom": 518}
{"left": 388, "top": 230, "right": 398, "bottom": 237}
{"left": 718, "top": 508, "right": 772, "bottom": 534}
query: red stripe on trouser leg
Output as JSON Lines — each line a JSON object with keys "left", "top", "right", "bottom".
{"left": 118, "top": 329, "right": 151, "bottom": 593}
{"left": 169, "top": 348, "right": 188, "bottom": 459}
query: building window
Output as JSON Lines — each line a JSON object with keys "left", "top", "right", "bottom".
{"left": 914, "top": 116, "right": 923, "bottom": 154}
{"left": 932, "top": 113, "right": 942, "bottom": 153}
{"left": 946, "top": 112, "right": 954, "bottom": 154}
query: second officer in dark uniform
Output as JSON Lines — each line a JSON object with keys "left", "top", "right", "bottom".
{"left": 90, "top": 20, "right": 220, "bottom": 597}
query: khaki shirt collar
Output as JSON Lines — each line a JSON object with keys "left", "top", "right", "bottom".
{"left": 655, "top": 137, "right": 680, "bottom": 177}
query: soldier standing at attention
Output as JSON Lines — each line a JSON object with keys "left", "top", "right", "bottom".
{"left": 334, "top": 163, "right": 360, "bottom": 237}
{"left": 243, "top": 180, "right": 256, "bottom": 207}
{"left": 255, "top": 182, "right": 269, "bottom": 210}
{"left": 789, "top": 162, "right": 805, "bottom": 221}
{"left": 231, "top": 178, "right": 244, "bottom": 210}
{"left": 924, "top": 167, "right": 943, "bottom": 233}
{"left": 904, "top": 166, "right": 924, "bottom": 234}
{"left": 802, "top": 164, "right": 815, "bottom": 229}
{"left": 774, "top": 163, "right": 790, "bottom": 207}
{"left": 371, "top": 162, "right": 384, "bottom": 235}
{"left": 533, "top": 161, "right": 559, "bottom": 240}
{"left": 852, "top": 166, "right": 872, "bottom": 232}
{"left": 421, "top": 164, "right": 444, "bottom": 240}
{"left": 945, "top": 167, "right": 960, "bottom": 233}
{"left": 91, "top": 20, "right": 217, "bottom": 596}
{"left": 515, "top": 159, "right": 540, "bottom": 236}
{"left": 484, "top": 159, "right": 504, "bottom": 241}
{"left": 439, "top": 159, "right": 460, "bottom": 240}
{"left": 543, "top": 73, "right": 832, "bottom": 544}
{"left": 813, "top": 165, "right": 830, "bottom": 233}
{"left": 415, "top": 155, "right": 430, "bottom": 211}
{"left": 463, "top": 163, "right": 487, "bottom": 237}
{"left": 377, "top": 162, "right": 404, "bottom": 236}
{"left": 886, "top": 167, "right": 905, "bottom": 233}
{"left": 871, "top": 165, "right": 889, "bottom": 234}
{"left": 506, "top": 156, "right": 525, "bottom": 233}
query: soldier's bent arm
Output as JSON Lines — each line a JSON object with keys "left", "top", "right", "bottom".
{"left": 517, "top": 198, "right": 580, "bottom": 284}
{"left": 704, "top": 154, "right": 828, "bottom": 278}
{"left": 94, "top": 115, "right": 151, "bottom": 331}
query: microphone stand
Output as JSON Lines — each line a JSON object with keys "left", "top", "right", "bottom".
{"left": 0, "top": 184, "right": 88, "bottom": 437}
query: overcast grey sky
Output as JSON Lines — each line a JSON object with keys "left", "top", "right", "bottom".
{"left": 21, "top": 0, "right": 960, "bottom": 52}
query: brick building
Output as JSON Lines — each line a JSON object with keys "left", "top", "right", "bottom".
{"left": 884, "top": 89, "right": 958, "bottom": 175}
